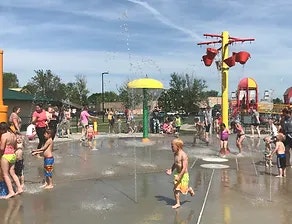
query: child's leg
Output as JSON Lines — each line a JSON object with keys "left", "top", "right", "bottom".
{"left": 276, "top": 168, "right": 283, "bottom": 177}
{"left": 20, "top": 175, "right": 24, "bottom": 188}
{"left": 193, "top": 134, "right": 197, "bottom": 145}
{"left": 9, "top": 164, "right": 23, "bottom": 195}
{"left": 1, "top": 159, "right": 16, "bottom": 198}
{"left": 188, "top": 187, "right": 195, "bottom": 196}
{"left": 45, "top": 176, "right": 53, "bottom": 189}
{"left": 172, "top": 190, "right": 181, "bottom": 209}
{"left": 283, "top": 168, "right": 286, "bottom": 177}
{"left": 223, "top": 141, "right": 228, "bottom": 154}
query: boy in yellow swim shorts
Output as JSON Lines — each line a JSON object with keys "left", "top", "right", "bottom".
{"left": 166, "top": 138, "right": 195, "bottom": 209}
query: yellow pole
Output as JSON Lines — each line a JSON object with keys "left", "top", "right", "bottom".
{"left": 0, "top": 50, "right": 8, "bottom": 122}
{"left": 221, "top": 31, "right": 229, "bottom": 128}
{"left": 93, "top": 119, "right": 98, "bottom": 135}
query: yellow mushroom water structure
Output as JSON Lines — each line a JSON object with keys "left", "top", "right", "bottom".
{"left": 127, "top": 77, "right": 164, "bottom": 142}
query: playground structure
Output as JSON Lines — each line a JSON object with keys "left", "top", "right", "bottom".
{"left": 197, "top": 31, "right": 255, "bottom": 128}
{"left": 230, "top": 78, "right": 292, "bottom": 117}
{"left": 230, "top": 77, "right": 258, "bottom": 116}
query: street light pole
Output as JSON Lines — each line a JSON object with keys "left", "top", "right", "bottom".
{"left": 101, "top": 71, "right": 109, "bottom": 122}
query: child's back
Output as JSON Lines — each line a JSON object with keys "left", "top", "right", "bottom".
{"left": 15, "top": 135, "right": 24, "bottom": 188}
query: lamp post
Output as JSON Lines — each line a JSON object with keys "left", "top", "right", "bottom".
{"left": 101, "top": 71, "right": 109, "bottom": 123}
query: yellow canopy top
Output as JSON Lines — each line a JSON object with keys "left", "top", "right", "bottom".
{"left": 127, "top": 78, "right": 164, "bottom": 89}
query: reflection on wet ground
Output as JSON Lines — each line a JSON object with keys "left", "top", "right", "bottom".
{"left": 1, "top": 133, "right": 292, "bottom": 224}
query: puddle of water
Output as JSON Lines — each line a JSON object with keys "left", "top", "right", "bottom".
{"left": 102, "top": 169, "right": 115, "bottom": 176}
{"left": 25, "top": 184, "right": 43, "bottom": 194}
{"left": 62, "top": 171, "right": 79, "bottom": 176}
{"left": 202, "top": 157, "right": 228, "bottom": 162}
{"left": 200, "top": 164, "right": 230, "bottom": 169}
{"left": 81, "top": 198, "right": 115, "bottom": 212}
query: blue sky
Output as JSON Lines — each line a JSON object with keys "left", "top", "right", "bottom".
{"left": 0, "top": 0, "right": 291, "bottom": 99}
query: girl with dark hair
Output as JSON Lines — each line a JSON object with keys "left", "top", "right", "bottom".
{"left": 9, "top": 106, "right": 22, "bottom": 134}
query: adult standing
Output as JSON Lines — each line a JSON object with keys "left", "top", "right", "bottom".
{"left": 203, "top": 106, "right": 212, "bottom": 145}
{"left": 9, "top": 106, "right": 22, "bottom": 134}
{"left": 250, "top": 108, "right": 261, "bottom": 138}
{"left": 107, "top": 108, "right": 115, "bottom": 133}
{"left": 151, "top": 106, "right": 160, "bottom": 134}
{"left": 32, "top": 103, "right": 48, "bottom": 149}
{"left": 47, "top": 106, "right": 58, "bottom": 139}
{"left": 281, "top": 108, "right": 292, "bottom": 167}
{"left": 64, "top": 107, "right": 72, "bottom": 136}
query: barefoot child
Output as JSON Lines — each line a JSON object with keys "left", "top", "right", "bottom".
{"left": 15, "top": 135, "right": 25, "bottom": 188}
{"left": 31, "top": 129, "right": 55, "bottom": 189}
{"left": 86, "top": 125, "right": 94, "bottom": 149}
{"left": 219, "top": 123, "right": 230, "bottom": 157}
{"left": 0, "top": 122, "right": 23, "bottom": 199}
{"left": 235, "top": 121, "right": 245, "bottom": 155}
{"left": 166, "top": 138, "right": 195, "bottom": 209}
{"left": 269, "top": 133, "right": 286, "bottom": 177}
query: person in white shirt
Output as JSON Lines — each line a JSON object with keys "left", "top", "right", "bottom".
{"left": 26, "top": 123, "right": 37, "bottom": 140}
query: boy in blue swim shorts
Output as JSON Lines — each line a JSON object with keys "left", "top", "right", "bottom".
{"left": 32, "top": 129, "right": 55, "bottom": 189}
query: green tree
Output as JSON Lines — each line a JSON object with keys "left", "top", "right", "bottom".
{"left": 88, "top": 93, "right": 102, "bottom": 106}
{"left": 118, "top": 81, "right": 143, "bottom": 109}
{"left": 88, "top": 91, "right": 119, "bottom": 111}
{"left": 104, "top": 91, "right": 119, "bottom": 102}
{"left": 273, "top": 98, "right": 283, "bottom": 104}
{"left": 72, "top": 75, "right": 90, "bottom": 106}
{"left": 159, "top": 73, "right": 207, "bottom": 113}
{"left": 204, "top": 90, "right": 219, "bottom": 97}
{"left": 23, "top": 70, "right": 66, "bottom": 102}
{"left": 3, "top": 72, "right": 19, "bottom": 88}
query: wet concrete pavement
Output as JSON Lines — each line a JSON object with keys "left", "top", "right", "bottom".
{"left": 1, "top": 132, "right": 292, "bottom": 224}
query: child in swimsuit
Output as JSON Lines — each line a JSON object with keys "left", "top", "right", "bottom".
{"left": 235, "top": 122, "right": 245, "bottom": 155}
{"left": 166, "top": 138, "right": 195, "bottom": 209}
{"left": 86, "top": 125, "right": 94, "bottom": 149}
{"left": 15, "top": 135, "right": 25, "bottom": 188}
{"left": 31, "top": 129, "right": 55, "bottom": 189}
{"left": 219, "top": 123, "right": 230, "bottom": 157}
{"left": 269, "top": 134, "right": 286, "bottom": 177}
{"left": 0, "top": 122, "right": 23, "bottom": 199}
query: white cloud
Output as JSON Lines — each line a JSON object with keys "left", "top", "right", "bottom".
{"left": 0, "top": 0, "right": 291, "bottom": 100}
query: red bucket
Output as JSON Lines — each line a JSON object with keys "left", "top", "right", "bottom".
{"left": 202, "top": 55, "right": 213, "bottom": 66}
{"left": 235, "top": 51, "right": 250, "bottom": 64}
{"left": 224, "top": 55, "right": 236, "bottom": 67}
{"left": 206, "top": 48, "right": 218, "bottom": 60}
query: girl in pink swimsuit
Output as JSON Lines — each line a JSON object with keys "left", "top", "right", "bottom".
{"left": 0, "top": 122, "right": 23, "bottom": 199}
{"left": 219, "top": 123, "right": 230, "bottom": 157}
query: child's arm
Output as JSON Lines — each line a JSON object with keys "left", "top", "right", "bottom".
{"left": 166, "top": 163, "right": 176, "bottom": 175}
{"left": 269, "top": 142, "right": 279, "bottom": 157}
{"left": 227, "top": 128, "right": 231, "bottom": 134}
{"left": 31, "top": 139, "right": 51, "bottom": 155}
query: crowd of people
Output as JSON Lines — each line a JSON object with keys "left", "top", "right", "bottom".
{"left": 192, "top": 105, "right": 292, "bottom": 174}
{"left": 0, "top": 103, "right": 74, "bottom": 199}
{"left": 0, "top": 102, "right": 291, "bottom": 201}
